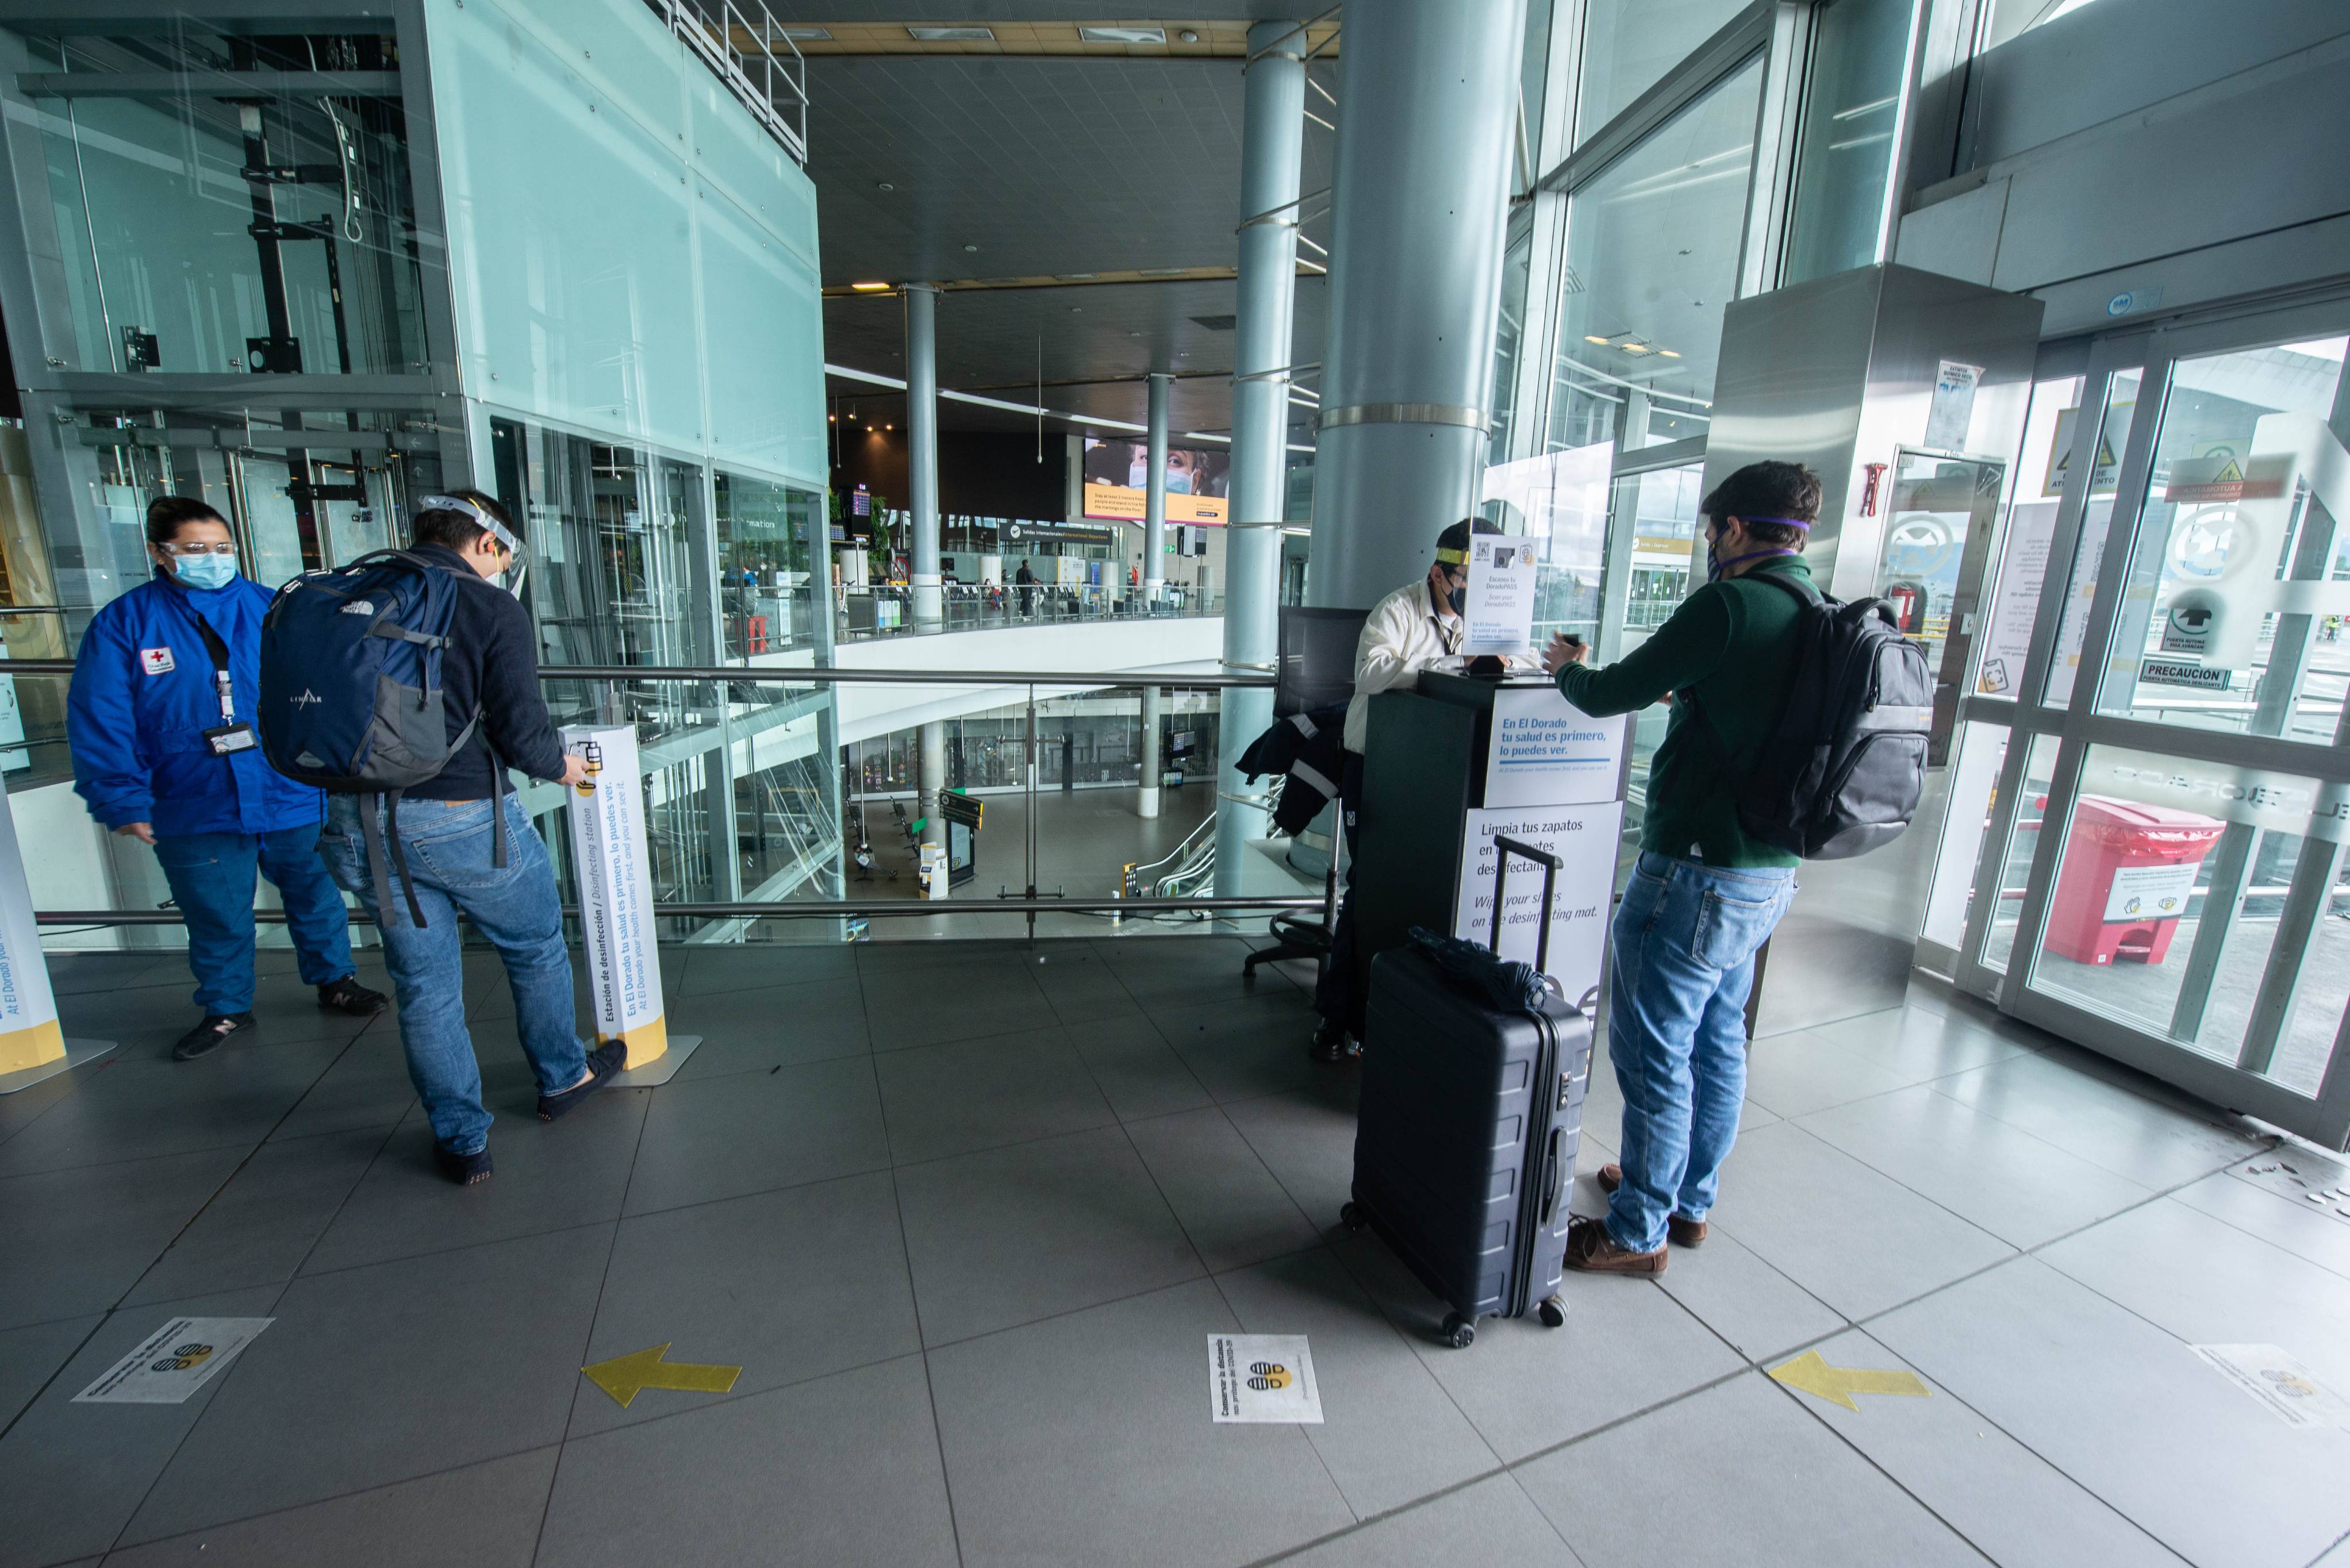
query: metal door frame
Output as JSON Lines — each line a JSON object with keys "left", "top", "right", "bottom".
{"left": 1946, "top": 297, "right": 2350, "bottom": 1146}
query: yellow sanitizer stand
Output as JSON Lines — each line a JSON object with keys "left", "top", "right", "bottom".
{"left": 560, "top": 724, "right": 699, "bottom": 1086}
{"left": 0, "top": 783, "right": 112, "bottom": 1092}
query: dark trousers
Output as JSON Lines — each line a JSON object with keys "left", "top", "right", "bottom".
{"left": 152, "top": 824, "right": 355, "bottom": 1016}
{"left": 1312, "top": 752, "right": 1366, "bottom": 1033}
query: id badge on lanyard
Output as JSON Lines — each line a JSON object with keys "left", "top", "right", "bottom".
{"left": 192, "top": 614, "right": 257, "bottom": 758}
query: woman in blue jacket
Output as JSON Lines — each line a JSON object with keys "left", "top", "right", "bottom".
{"left": 67, "top": 497, "right": 386, "bottom": 1059}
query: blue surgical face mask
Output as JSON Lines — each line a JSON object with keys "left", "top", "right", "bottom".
{"left": 171, "top": 552, "right": 239, "bottom": 591}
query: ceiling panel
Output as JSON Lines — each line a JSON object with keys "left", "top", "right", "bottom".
{"left": 797, "top": 51, "right": 1334, "bottom": 440}
{"left": 822, "top": 274, "right": 1326, "bottom": 440}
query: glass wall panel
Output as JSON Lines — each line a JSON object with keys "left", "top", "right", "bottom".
{"left": 714, "top": 469, "right": 824, "bottom": 658}
{"left": 2094, "top": 338, "right": 2349, "bottom": 739}
{"left": 1546, "top": 56, "right": 1762, "bottom": 456}
{"left": 1781, "top": 0, "right": 1918, "bottom": 285}
{"left": 1622, "top": 463, "right": 1705, "bottom": 641}
{"left": 2028, "top": 743, "right": 2347, "bottom": 1096}
{"left": 1980, "top": 732, "right": 2060, "bottom": 973}
{"left": 489, "top": 418, "right": 712, "bottom": 674}
{"left": 32, "top": 72, "right": 423, "bottom": 376}
{"left": 1488, "top": 225, "right": 1536, "bottom": 459}
{"left": 1482, "top": 442, "right": 1612, "bottom": 647}
{"left": 1972, "top": 375, "right": 2082, "bottom": 698}
{"left": 1573, "top": 0, "right": 1754, "bottom": 148}
{"left": 2042, "top": 370, "right": 2143, "bottom": 705}
{"left": 1922, "top": 719, "right": 2007, "bottom": 952}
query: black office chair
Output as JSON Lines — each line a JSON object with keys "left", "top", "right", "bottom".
{"left": 1243, "top": 606, "right": 1371, "bottom": 979}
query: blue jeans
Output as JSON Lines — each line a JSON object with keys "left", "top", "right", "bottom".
{"left": 320, "top": 794, "right": 586, "bottom": 1154}
{"left": 152, "top": 825, "right": 354, "bottom": 1016}
{"left": 1606, "top": 851, "right": 1797, "bottom": 1254}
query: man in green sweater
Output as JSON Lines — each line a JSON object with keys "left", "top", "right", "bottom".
{"left": 1541, "top": 460, "right": 1819, "bottom": 1275}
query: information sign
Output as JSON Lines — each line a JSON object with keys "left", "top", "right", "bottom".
{"left": 1483, "top": 687, "right": 1628, "bottom": 809}
{"left": 561, "top": 725, "right": 670, "bottom": 1071}
{"left": 1461, "top": 536, "right": 1537, "bottom": 656}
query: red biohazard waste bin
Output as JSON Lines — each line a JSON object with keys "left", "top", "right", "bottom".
{"left": 2043, "top": 795, "right": 2225, "bottom": 967}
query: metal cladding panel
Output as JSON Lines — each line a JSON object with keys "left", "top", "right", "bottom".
{"left": 1699, "top": 263, "right": 2042, "bottom": 1033}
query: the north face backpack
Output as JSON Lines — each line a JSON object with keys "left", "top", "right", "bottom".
{"left": 1695, "top": 571, "right": 1933, "bottom": 861}
{"left": 259, "top": 549, "right": 505, "bottom": 926}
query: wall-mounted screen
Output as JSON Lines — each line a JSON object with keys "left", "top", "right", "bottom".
{"left": 1082, "top": 438, "right": 1228, "bottom": 523}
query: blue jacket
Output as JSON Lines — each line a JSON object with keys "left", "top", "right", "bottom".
{"left": 68, "top": 571, "right": 326, "bottom": 838}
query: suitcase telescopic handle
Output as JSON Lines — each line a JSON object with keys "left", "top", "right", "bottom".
{"left": 1489, "top": 835, "right": 1562, "bottom": 973}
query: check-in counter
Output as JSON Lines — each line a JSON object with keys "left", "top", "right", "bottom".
{"left": 1352, "top": 672, "right": 1631, "bottom": 1012}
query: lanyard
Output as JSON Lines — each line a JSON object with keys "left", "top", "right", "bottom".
{"left": 189, "top": 612, "right": 235, "bottom": 724}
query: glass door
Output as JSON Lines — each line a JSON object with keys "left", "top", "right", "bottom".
{"left": 1971, "top": 305, "right": 2350, "bottom": 1147}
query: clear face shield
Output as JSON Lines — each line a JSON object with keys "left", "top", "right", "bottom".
{"left": 418, "top": 494, "right": 528, "bottom": 597}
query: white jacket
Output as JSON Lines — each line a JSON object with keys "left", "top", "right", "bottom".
{"left": 1342, "top": 578, "right": 1465, "bottom": 754}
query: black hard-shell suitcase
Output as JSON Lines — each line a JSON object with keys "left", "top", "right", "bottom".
{"left": 1342, "top": 836, "right": 1596, "bottom": 1349}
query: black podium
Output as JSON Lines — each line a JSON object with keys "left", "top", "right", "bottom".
{"left": 1353, "top": 672, "right": 1631, "bottom": 1012}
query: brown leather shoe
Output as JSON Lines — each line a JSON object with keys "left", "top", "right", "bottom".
{"left": 1563, "top": 1215, "right": 1666, "bottom": 1275}
{"left": 1594, "top": 1163, "right": 1709, "bottom": 1247}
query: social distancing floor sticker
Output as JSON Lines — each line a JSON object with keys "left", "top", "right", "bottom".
{"left": 74, "top": 1317, "right": 272, "bottom": 1405}
{"left": 2194, "top": 1344, "right": 2350, "bottom": 1431}
{"left": 1209, "top": 1334, "right": 1322, "bottom": 1424}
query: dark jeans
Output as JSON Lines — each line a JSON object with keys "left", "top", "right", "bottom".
{"left": 1312, "top": 753, "right": 1366, "bottom": 1034}
{"left": 152, "top": 825, "right": 355, "bottom": 1016}
{"left": 320, "top": 795, "right": 586, "bottom": 1154}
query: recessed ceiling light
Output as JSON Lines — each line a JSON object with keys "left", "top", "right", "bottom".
{"left": 782, "top": 26, "right": 831, "bottom": 41}
{"left": 876, "top": 181, "right": 893, "bottom": 192}
{"left": 1658, "top": 349, "right": 1681, "bottom": 358}
{"left": 1080, "top": 25, "right": 1166, "bottom": 44}
{"left": 1584, "top": 335, "right": 1609, "bottom": 344}
{"left": 908, "top": 25, "right": 993, "bottom": 41}
{"left": 1178, "top": 29, "right": 1200, "bottom": 43}
{"left": 850, "top": 281, "right": 890, "bottom": 292}
{"left": 963, "top": 243, "right": 979, "bottom": 252}
{"left": 1069, "top": 306, "right": 1082, "bottom": 313}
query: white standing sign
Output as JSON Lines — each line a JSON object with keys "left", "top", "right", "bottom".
{"left": 1461, "top": 536, "right": 1537, "bottom": 656}
{"left": 1208, "top": 1335, "right": 1323, "bottom": 1424}
{"left": 0, "top": 778, "right": 64, "bottom": 1078}
{"left": 1453, "top": 802, "right": 1625, "bottom": 1012}
{"left": 75, "top": 1317, "right": 272, "bottom": 1405}
{"left": 561, "top": 725, "right": 670, "bottom": 1072}
{"left": 1484, "top": 687, "right": 1627, "bottom": 809}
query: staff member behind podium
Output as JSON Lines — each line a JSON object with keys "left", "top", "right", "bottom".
{"left": 67, "top": 497, "right": 386, "bottom": 1062}
{"left": 1542, "top": 460, "right": 1817, "bottom": 1275}
{"left": 1308, "top": 516, "right": 1502, "bottom": 1062}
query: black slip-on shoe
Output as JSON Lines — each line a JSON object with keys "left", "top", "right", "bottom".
{"left": 537, "top": 1041, "right": 627, "bottom": 1122}
{"left": 1307, "top": 1019, "right": 1351, "bottom": 1064}
{"left": 433, "top": 1142, "right": 494, "bottom": 1185}
{"left": 317, "top": 976, "right": 389, "bottom": 1017}
{"left": 172, "top": 1012, "right": 255, "bottom": 1062}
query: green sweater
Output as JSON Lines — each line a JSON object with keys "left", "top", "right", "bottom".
{"left": 1554, "top": 555, "right": 1814, "bottom": 868}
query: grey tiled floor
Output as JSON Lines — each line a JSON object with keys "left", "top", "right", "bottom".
{"left": 4, "top": 937, "right": 2345, "bottom": 1567}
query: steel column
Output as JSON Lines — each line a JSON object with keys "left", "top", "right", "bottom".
{"left": 1216, "top": 16, "right": 1309, "bottom": 894}
{"left": 919, "top": 720, "right": 946, "bottom": 851}
{"left": 1307, "top": 0, "right": 1528, "bottom": 612}
{"left": 1144, "top": 372, "right": 1170, "bottom": 603}
{"left": 905, "top": 283, "right": 942, "bottom": 629}
{"left": 1139, "top": 685, "right": 1163, "bottom": 820}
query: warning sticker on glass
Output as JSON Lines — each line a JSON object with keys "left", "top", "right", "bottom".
{"left": 2102, "top": 862, "right": 2201, "bottom": 923}
{"left": 74, "top": 1317, "right": 272, "bottom": 1405}
{"left": 2193, "top": 1344, "right": 2350, "bottom": 1431}
{"left": 1208, "top": 1334, "right": 1322, "bottom": 1424}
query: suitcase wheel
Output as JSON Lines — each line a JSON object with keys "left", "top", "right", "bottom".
{"left": 1339, "top": 1202, "right": 1366, "bottom": 1233}
{"left": 1538, "top": 1295, "right": 1567, "bottom": 1329}
{"left": 1441, "top": 1313, "right": 1476, "bottom": 1350}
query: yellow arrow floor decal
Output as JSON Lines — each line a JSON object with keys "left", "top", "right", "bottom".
{"left": 582, "top": 1344, "right": 743, "bottom": 1409}
{"left": 1768, "top": 1349, "right": 1931, "bottom": 1412}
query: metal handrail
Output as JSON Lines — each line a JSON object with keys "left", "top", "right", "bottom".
{"left": 0, "top": 660, "right": 1276, "bottom": 689}
{"left": 35, "top": 896, "right": 1314, "bottom": 927}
